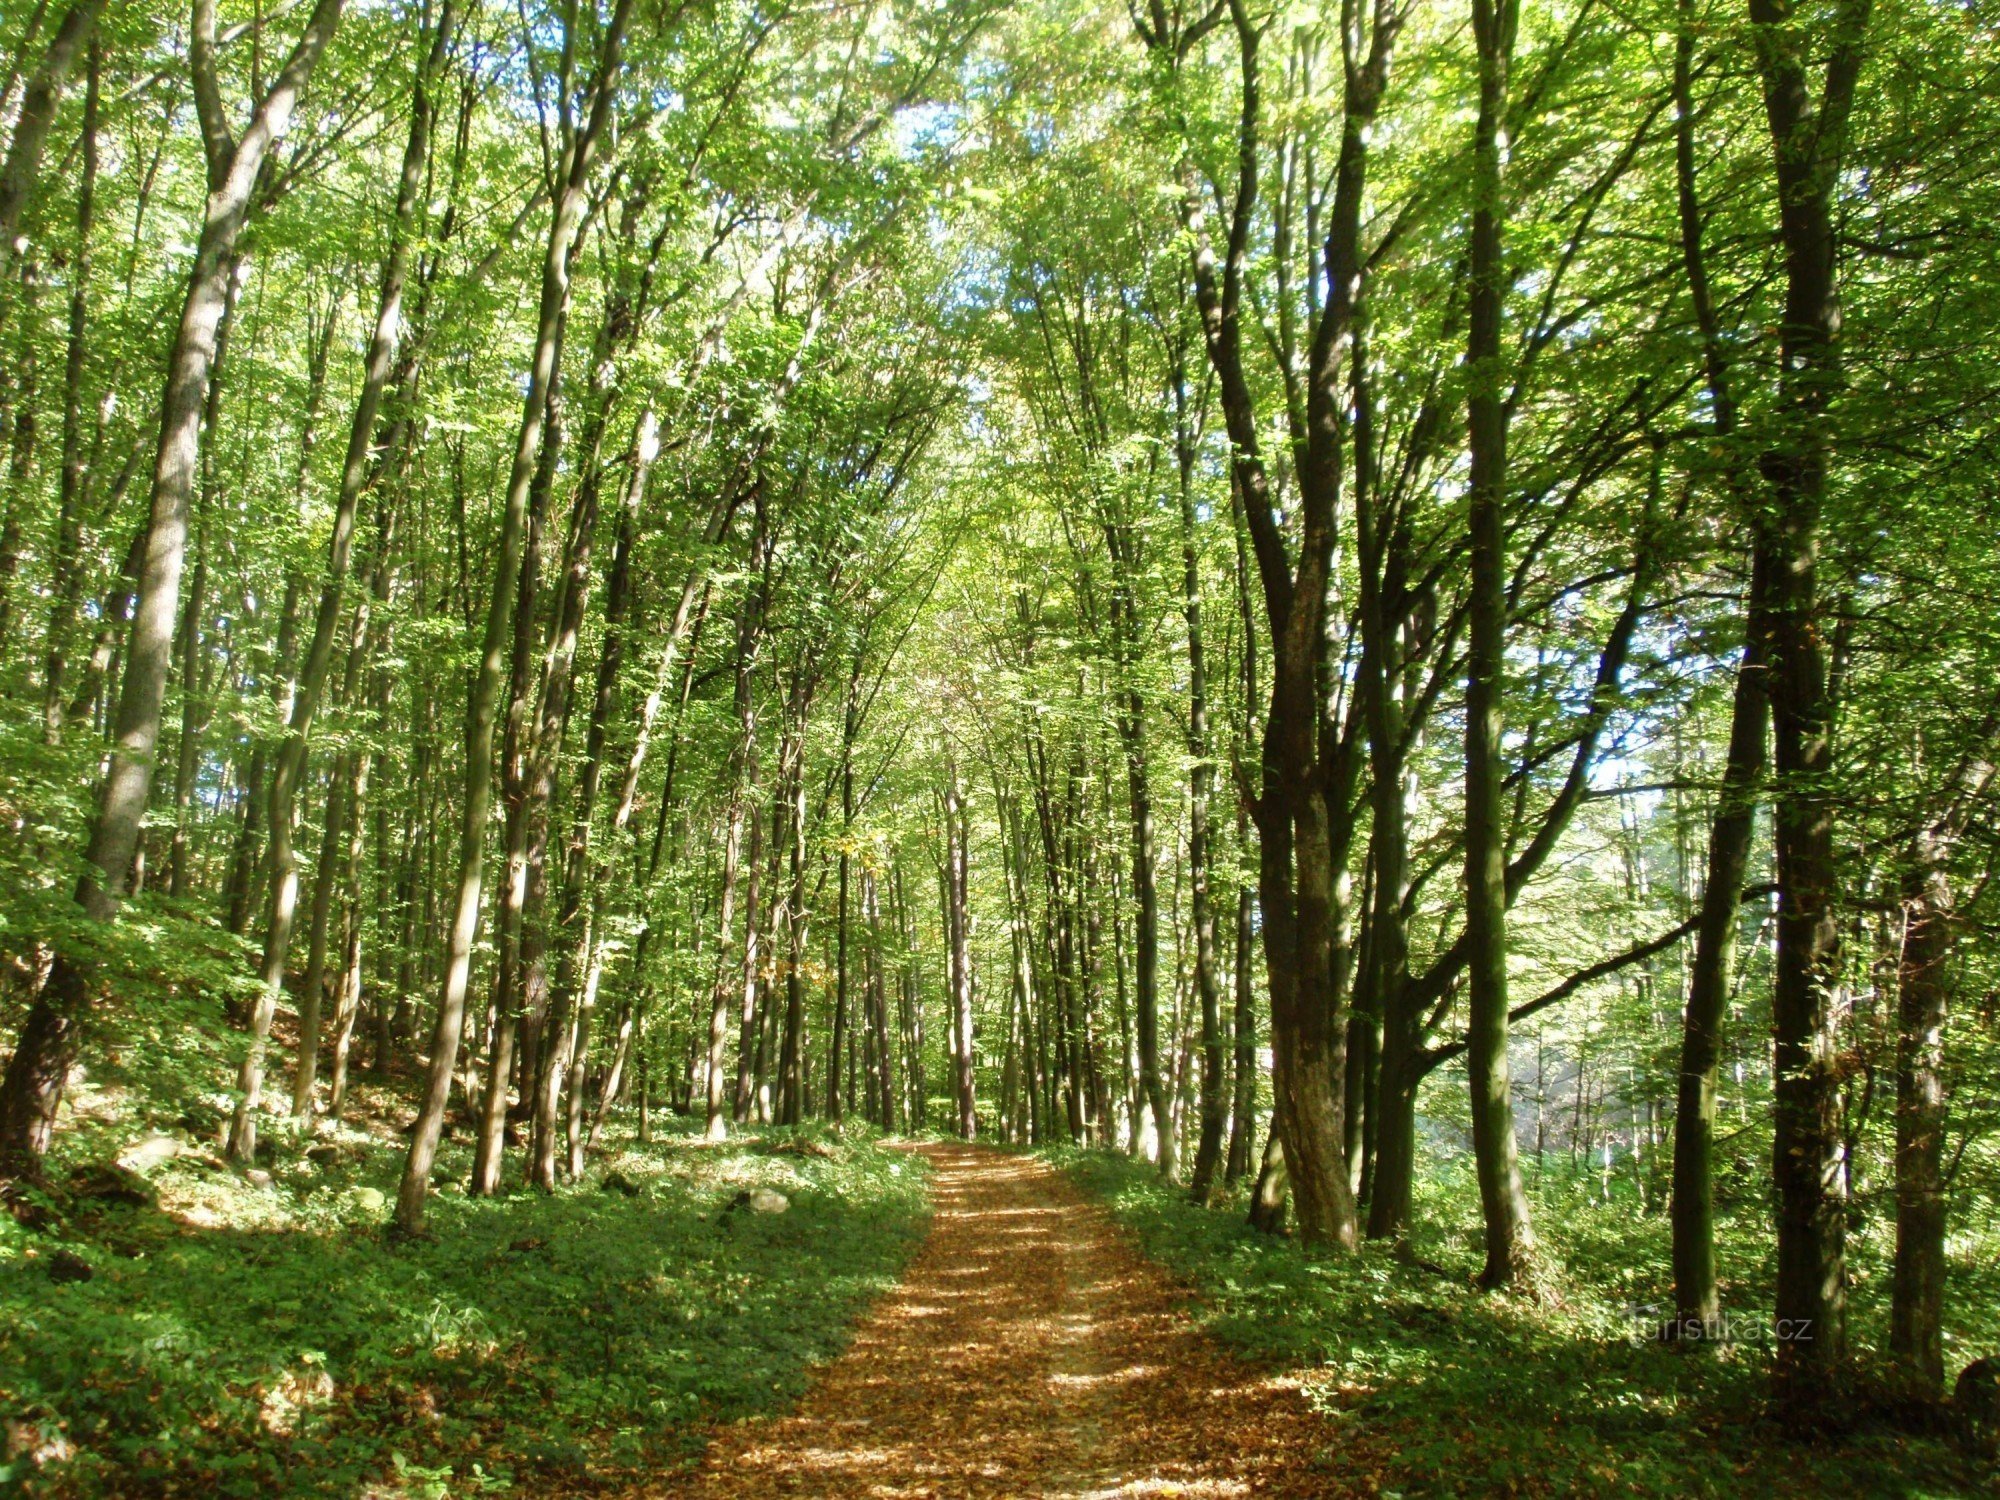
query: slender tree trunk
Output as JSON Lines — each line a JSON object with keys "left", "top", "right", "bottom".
{"left": 1890, "top": 853, "right": 1950, "bottom": 1398}
{"left": 40, "top": 38, "right": 98, "bottom": 741}
{"left": 234, "top": 5, "right": 451, "bottom": 1161}
{"left": 946, "top": 756, "right": 976, "bottom": 1139}
{"left": 1670, "top": 557, "right": 1772, "bottom": 1328}
{"left": 0, "top": 0, "right": 348, "bottom": 1180}
{"left": 1463, "top": 0, "right": 1535, "bottom": 1289}
{"left": 1227, "top": 508, "right": 1258, "bottom": 1184}
{"left": 0, "top": 0, "right": 107, "bottom": 270}
{"left": 1665, "top": 7, "right": 1771, "bottom": 1332}
{"left": 705, "top": 512, "right": 768, "bottom": 1140}
{"left": 1179, "top": 413, "right": 1226, "bottom": 1200}
{"left": 1890, "top": 743, "right": 1993, "bottom": 1395}
{"left": 778, "top": 738, "right": 811, "bottom": 1126}
{"left": 480, "top": 376, "right": 563, "bottom": 1189}
{"left": 733, "top": 768, "right": 768, "bottom": 1124}
{"left": 289, "top": 753, "right": 348, "bottom": 1114}
{"left": 829, "top": 679, "right": 859, "bottom": 1120}
{"left": 395, "top": 0, "right": 630, "bottom": 1233}
{"left": 326, "top": 749, "right": 369, "bottom": 1117}
{"left": 867, "top": 868, "right": 897, "bottom": 1128}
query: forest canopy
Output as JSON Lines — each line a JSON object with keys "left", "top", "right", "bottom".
{"left": 2, "top": 0, "right": 1999, "bottom": 1487}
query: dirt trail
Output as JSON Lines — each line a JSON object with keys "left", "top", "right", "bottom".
{"left": 671, "top": 1144, "right": 1367, "bottom": 1498}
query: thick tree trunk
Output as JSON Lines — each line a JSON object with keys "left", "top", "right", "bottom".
{"left": 1745, "top": 0, "right": 1871, "bottom": 1402}
{"left": 1159, "top": 0, "right": 1395, "bottom": 1252}
{"left": 1247, "top": 1118, "right": 1288, "bottom": 1234}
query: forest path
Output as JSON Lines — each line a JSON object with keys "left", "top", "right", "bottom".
{"left": 670, "top": 1143, "right": 1364, "bottom": 1497}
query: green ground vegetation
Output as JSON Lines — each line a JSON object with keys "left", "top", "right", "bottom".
{"left": 1056, "top": 1148, "right": 1997, "bottom": 1500}
{"left": 1, "top": 1075, "right": 927, "bottom": 1497}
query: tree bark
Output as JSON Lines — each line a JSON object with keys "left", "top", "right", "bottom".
{"left": 1890, "top": 741, "right": 1993, "bottom": 1395}
{"left": 1745, "top": 0, "right": 1872, "bottom": 1402}
{"left": 1463, "top": 0, "right": 1535, "bottom": 1289}
{"left": 39, "top": 37, "right": 98, "bottom": 742}
{"left": 0, "top": 0, "right": 107, "bottom": 271}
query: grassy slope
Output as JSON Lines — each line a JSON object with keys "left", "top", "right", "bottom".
{"left": 1, "top": 1105, "right": 928, "bottom": 1497}
{"left": 1055, "top": 1149, "right": 1991, "bottom": 1500}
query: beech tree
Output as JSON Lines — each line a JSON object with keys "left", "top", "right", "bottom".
{"left": 1, "top": 0, "right": 1996, "bottom": 1438}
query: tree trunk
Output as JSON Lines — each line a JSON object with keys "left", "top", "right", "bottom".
{"left": 1665, "top": 3, "right": 1770, "bottom": 1333}
{"left": 1890, "top": 740, "right": 1993, "bottom": 1395}
{"left": 1669, "top": 551, "right": 1772, "bottom": 1330}
{"left": 1746, "top": 0, "right": 1872, "bottom": 1402}
{"left": 39, "top": 37, "right": 99, "bottom": 741}
{"left": 946, "top": 756, "right": 977, "bottom": 1139}
{"left": 1463, "top": 0, "right": 1535, "bottom": 1289}
{"left": 1247, "top": 1118, "right": 1288, "bottom": 1234}
{"left": 1, "top": 0, "right": 348, "bottom": 1181}
{"left": 395, "top": 0, "right": 630, "bottom": 1233}
{"left": 705, "top": 509, "right": 768, "bottom": 1140}
{"left": 0, "top": 0, "right": 108, "bottom": 269}
{"left": 1179, "top": 408, "right": 1226, "bottom": 1201}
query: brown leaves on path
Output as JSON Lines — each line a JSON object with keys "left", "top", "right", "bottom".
{"left": 662, "top": 1143, "right": 1375, "bottom": 1498}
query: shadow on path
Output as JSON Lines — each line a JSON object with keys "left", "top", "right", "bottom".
{"left": 671, "top": 1144, "right": 1372, "bottom": 1497}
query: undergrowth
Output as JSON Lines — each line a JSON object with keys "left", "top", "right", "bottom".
{"left": 1, "top": 1112, "right": 928, "bottom": 1497}
{"left": 1054, "top": 1148, "right": 1992, "bottom": 1500}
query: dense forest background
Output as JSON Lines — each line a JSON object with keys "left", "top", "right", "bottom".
{"left": 2, "top": 0, "right": 1999, "bottom": 1489}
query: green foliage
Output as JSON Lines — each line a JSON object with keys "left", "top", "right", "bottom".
{"left": 1054, "top": 1149, "right": 1991, "bottom": 1499}
{"left": 0, "top": 1126, "right": 928, "bottom": 1495}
